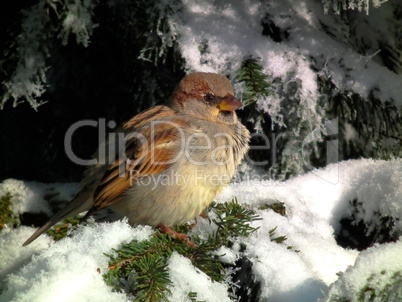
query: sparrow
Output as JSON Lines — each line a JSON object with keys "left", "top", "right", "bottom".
{"left": 23, "top": 72, "right": 250, "bottom": 246}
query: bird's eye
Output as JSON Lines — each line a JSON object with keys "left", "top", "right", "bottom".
{"left": 204, "top": 93, "right": 215, "bottom": 103}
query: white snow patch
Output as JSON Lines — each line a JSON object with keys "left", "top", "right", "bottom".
{"left": 167, "top": 252, "right": 231, "bottom": 302}
{"left": 0, "top": 179, "right": 78, "bottom": 217}
{"left": 0, "top": 221, "right": 153, "bottom": 302}
{"left": 169, "top": 0, "right": 402, "bottom": 113}
{"left": 1, "top": 158, "right": 402, "bottom": 301}
{"left": 322, "top": 238, "right": 402, "bottom": 301}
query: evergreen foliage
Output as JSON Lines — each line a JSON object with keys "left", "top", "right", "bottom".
{"left": 0, "top": 0, "right": 185, "bottom": 182}
{"left": 187, "top": 291, "right": 206, "bottom": 302}
{"left": 234, "top": 56, "right": 276, "bottom": 172}
{"left": 235, "top": 55, "right": 326, "bottom": 178}
{"left": 0, "top": 0, "right": 400, "bottom": 182}
{"left": 0, "top": 0, "right": 183, "bottom": 110}
{"left": 103, "top": 199, "right": 261, "bottom": 301}
{"left": 45, "top": 216, "right": 81, "bottom": 241}
{"left": 316, "top": 0, "right": 402, "bottom": 162}
{"left": 322, "top": 0, "right": 389, "bottom": 14}
{"left": 268, "top": 226, "right": 300, "bottom": 252}
{"left": 0, "top": 1, "right": 401, "bottom": 300}
{"left": 1, "top": 0, "right": 97, "bottom": 109}
{"left": 326, "top": 271, "right": 402, "bottom": 302}
{"left": 0, "top": 193, "right": 15, "bottom": 229}
{"left": 235, "top": 56, "right": 272, "bottom": 108}
{"left": 323, "top": 78, "right": 402, "bottom": 160}
{"left": 358, "top": 272, "right": 402, "bottom": 302}
{"left": 258, "top": 202, "right": 286, "bottom": 216}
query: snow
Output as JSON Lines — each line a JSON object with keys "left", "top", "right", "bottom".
{"left": 0, "top": 179, "right": 79, "bottom": 218}
{"left": 167, "top": 0, "right": 402, "bottom": 177}
{"left": 168, "top": 0, "right": 402, "bottom": 175}
{"left": 1, "top": 0, "right": 401, "bottom": 300}
{"left": 0, "top": 221, "right": 153, "bottom": 302}
{"left": 59, "top": 0, "right": 97, "bottom": 47}
{"left": 222, "top": 158, "right": 402, "bottom": 234}
{"left": 0, "top": 227, "right": 53, "bottom": 283}
{"left": 167, "top": 252, "right": 231, "bottom": 302}
{"left": 1, "top": 0, "right": 51, "bottom": 110}
{"left": 1, "top": 0, "right": 97, "bottom": 109}
{"left": 169, "top": 0, "right": 402, "bottom": 108}
{"left": 322, "top": 238, "right": 402, "bottom": 301}
{"left": 1, "top": 158, "right": 401, "bottom": 301}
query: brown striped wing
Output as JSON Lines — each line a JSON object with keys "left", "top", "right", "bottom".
{"left": 85, "top": 105, "right": 187, "bottom": 217}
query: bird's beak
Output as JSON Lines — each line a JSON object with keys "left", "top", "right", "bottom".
{"left": 216, "top": 96, "right": 243, "bottom": 111}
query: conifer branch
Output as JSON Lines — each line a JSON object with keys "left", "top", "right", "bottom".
{"left": 103, "top": 199, "right": 262, "bottom": 301}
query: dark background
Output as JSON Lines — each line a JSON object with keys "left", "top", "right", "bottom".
{"left": 0, "top": 0, "right": 185, "bottom": 182}
{"left": 1, "top": 1, "right": 401, "bottom": 184}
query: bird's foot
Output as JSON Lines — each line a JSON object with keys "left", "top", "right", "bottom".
{"left": 157, "top": 224, "right": 197, "bottom": 248}
{"left": 189, "top": 213, "right": 209, "bottom": 229}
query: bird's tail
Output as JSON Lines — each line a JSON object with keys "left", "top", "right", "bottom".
{"left": 22, "top": 192, "right": 93, "bottom": 246}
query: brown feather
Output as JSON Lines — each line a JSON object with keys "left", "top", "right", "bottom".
{"left": 23, "top": 72, "right": 250, "bottom": 247}
{"left": 91, "top": 112, "right": 188, "bottom": 213}
{"left": 123, "top": 106, "right": 173, "bottom": 129}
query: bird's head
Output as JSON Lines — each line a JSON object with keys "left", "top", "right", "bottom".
{"left": 168, "top": 72, "right": 243, "bottom": 124}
